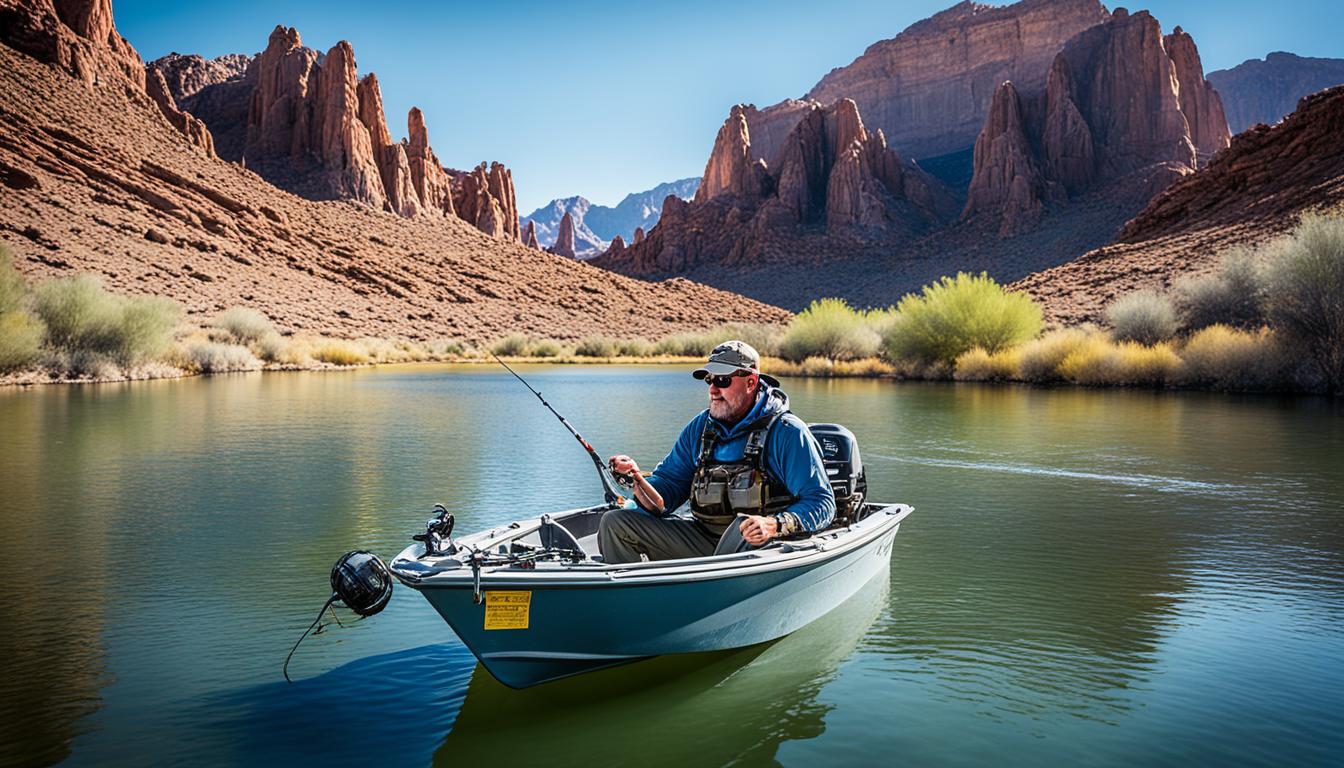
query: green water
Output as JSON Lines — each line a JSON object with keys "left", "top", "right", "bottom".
{"left": 1, "top": 366, "right": 1341, "bottom": 766}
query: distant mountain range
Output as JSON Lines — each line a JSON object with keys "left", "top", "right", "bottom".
{"left": 522, "top": 178, "right": 699, "bottom": 258}
{"left": 1207, "top": 52, "right": 1344, "bottom": 133}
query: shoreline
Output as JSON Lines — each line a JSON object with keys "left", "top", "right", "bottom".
{"left": 3, "top": 354, "right": 1333, "bottom": 397}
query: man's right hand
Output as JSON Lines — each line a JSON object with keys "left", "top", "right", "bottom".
{"left": 608, "top": 454, "right": 640, "bottom": 477}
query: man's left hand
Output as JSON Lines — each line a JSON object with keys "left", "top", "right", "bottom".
{"left": 739, "top": 515, "right": 778, "bottom": 546}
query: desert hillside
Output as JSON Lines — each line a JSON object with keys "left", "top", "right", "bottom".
{"left": 0, "top": 1, "right": 789, "bottom": 343}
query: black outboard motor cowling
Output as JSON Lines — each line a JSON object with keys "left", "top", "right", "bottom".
{"left": 330, "top": 550, "right": 394, "bottom": 617}
{"left": 808, "top": 423, "right": 867, "bottom": 524}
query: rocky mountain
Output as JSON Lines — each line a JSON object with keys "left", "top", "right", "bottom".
{"left": 595, "top": 3, "right": 1228, "bottom": 311}
{"left": 145, "top": 28, "right": 520, "bottom": 241}
{"left": 960, "top": 11, "right": 1228, "bottom": 236}
{"left": 593, "top": 98, "right": 958, "bottom": 274}
{"left": 801, "top": 0, "right": 1110, "bottom": 164}
{"left": 521, "top": 177, "right": 699, "bottom": 258}
{"left": 0, "top": 0, "right": 790, "bottom": 343}
{"left": 1207, "top": 52, "right": 1344, "bottom": 133}
{"left": 522, "top": 197, "right": 607, "bottom": 257}
{"left": 1013, "top": 85, "right": 1344, "bottom": 324}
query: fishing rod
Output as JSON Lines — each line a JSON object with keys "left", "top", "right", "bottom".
{"left": 491, "top": 353, "right": 631, "bottom": 506}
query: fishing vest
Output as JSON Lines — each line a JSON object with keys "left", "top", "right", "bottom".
{"left": 689, "top": 411, "right": 797, "bottom": 527}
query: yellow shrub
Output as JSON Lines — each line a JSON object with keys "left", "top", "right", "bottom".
{"left": 1058, "top": 336, "right": 1181, "bottom": 386}
{"left": 954, "top": 347, "right": 1021, "bottom": 381}
{"left": 1016, "top": 328, "right": 1092, "bottom": 382}
{"left": 1180, "top": 325, "right": 1287, "bottom": 390}
{"left": 313, "top": 340, "right": 369, "bottom": 366}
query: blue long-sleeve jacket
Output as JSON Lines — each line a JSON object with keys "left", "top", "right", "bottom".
{"left": 641, "top": 384, "right": 836, "bottom": 532}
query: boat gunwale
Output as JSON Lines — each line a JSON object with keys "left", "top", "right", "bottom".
{"left": 391, "top": 503, "right": 912, "bottom": 590}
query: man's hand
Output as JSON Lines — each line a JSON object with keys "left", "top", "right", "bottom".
{"left": 739, "top": 514, "right": 778, "bottom": 546}
{"left": 608, "top": 454, "right": 640, "bottom": 478}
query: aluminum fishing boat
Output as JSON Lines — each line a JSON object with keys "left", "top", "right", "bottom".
{"left": 388, "top": 500, "right": 913, "bottom": 688}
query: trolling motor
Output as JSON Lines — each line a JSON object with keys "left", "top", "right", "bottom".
{"left": 283, "top": 549, "right": 395, "bottom": 682}
{"left": 412, "top": 503, "right": 457, "bottom": 557}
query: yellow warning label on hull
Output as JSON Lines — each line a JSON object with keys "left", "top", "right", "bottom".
{"left": 483, "top": 591, "right": 531, "bottom": 630}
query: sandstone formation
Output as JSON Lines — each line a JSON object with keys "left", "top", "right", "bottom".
{"left": 147, "top": 25, "right": 518, "bottom": 237}
{"left": 601, "top": 234, "right": 626, "bottom": 259}
{"left": 1013, "top": 86, "right": 1344, "bottom": 325}
{"left": 548, "top": 211, "right": 577, "bottom": 259}
{"left": 150, "top": 52, "right": 251, "bottom": 104}
{"left": 633, "top": 226, "right": 645, "bottom": 245}
{"left": 523, "top": 220, "right": 539, "bottom": 249}
{"left": 145, "top": 65, "right": 215, "bottom": 156}
{"left": 0, "top": 0, "right": 144, "bottom": 89}
{"left": 0, "top": 25, "right": 790, "bottom": 345}
{"left": 803, "top": 0, "right": 1110, "bottom": 160}
{"left": 961, "top": 9, "right": 1228, "bottom": 236}
{"left": 1208, "top": 52, "right": 1344, "bottom": 133}
{"left": 596, "top": 98, "right": 956, "bottom": 277}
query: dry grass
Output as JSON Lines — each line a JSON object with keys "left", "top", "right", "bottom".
{"left": 1179, "top": 325, "right": 1289, "bottom": 391}
{"left": 954, "top": 347, "right": 1022, "bottom": 382}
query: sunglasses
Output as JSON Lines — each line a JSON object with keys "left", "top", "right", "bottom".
{"left": 704, "top": 371, "right": 754, "bottom": 388}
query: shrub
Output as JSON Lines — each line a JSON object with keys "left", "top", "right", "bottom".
{"left": 0, "top": 310, "right": 44, "bottom": 372}
{"left": 0, "top": 248, "right": 28, "bottom": 315}
{"left": 954, "top": 347, "right": 1021, "bottom": 382}
{"left": 256, "top": 332, "right": 287, "bottom": 362}
{"left": 1180, "top": 325, "right": 1288, "bottom": 391}
{"left": 33, "top": 275, "right": 120, "bottom": 351}
{"left": 574, "top": 336, "right": 618, "bottom": 357}
{"left": 529, "top": 339, "right": 562, "bottom": 358}
{"left": 213, "top": 307, "right": 275, "bottom": 344}
{"left": 1106, "top": 290, "right": 1178, "bottom": 345}
{"left": 884, "top": 272, "right": 1043, "bottom": 364}
{"left": 616, "top": 338, "right": 654, "bottom": 357}
{"left": 1261, "top": 213, "right": 1344, "bottom": 392}
{"left": 778, "top": 298, "right": 880, "bottom": 362}
{"left": 1173, "top": 247, "right": 1265, "bottom": 330}
{"left": 1058, "top": 337, "right": 1181, "bottom": 387}
{"left": 1016, "top": 328, "right": 1092, "bottom": 383}
{"left": 491, "top": 333, "right": 531, "bottom": 357}
{"left": 183, "top": 341, "right": 262, "bottom": 373}
{"left": 312, "top": 340, "right": 369, "bottom": 366}
{"left": 32, "top": 276, "right": 180, "bottom": 367}
{"left": 653, "top": 330, "right": 716, "bottom": 357}
{"left": 711, "top": 322, "right": 783, "bottom": 358}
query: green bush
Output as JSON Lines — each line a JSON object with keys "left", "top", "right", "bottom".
{"left": 1262, "top": 213, "right": 1344, "bottom": 392}
{"left": 213, "top": 307, "right": 275, "bottom": 344}
{"left": 491, "top": 333, "right": 531, "bottom": 357}
{"left": 883, "top": 272, "right": 1043, "bottom": 364}
{"left": 778, "top": 298, "right": 880, "bottom": 362}
{"left": 32, "top": 276, "right": 179, "bottom": 367}
{"left": 1107, "top": 290, "right": 1178, "bottom": 345}
{"left": 1174, "top": 247, "right": 1265, "bottom": 331}
{"left": 653, "top": 331, "right": 715, "bottom": 357}
{"left": 0, "top": 310, "right": 44, "bottom": 372}
{"left": 574, "top": 336, "right": 618, "bottom": 357}
{"left": 0, "top": 248, "right": 28, "bottom": 315}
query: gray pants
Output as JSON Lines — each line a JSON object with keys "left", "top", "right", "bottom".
{"left": 597, "top": 508, "right": 754, "bottom": 564}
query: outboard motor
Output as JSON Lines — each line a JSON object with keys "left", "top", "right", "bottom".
{"left": 330, "top": 550, "right": 394, "bottom": 617}
{"left": 808, "top": 424, "right": 867, "bottom": 524}
{"left": 283, "top": 549, "right": 395, "bottom": 682}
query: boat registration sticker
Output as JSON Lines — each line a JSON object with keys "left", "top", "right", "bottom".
{"left": 483, "top": 591, "right": 531, "bottom": 630}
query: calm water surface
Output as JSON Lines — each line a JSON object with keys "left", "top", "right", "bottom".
{"left": 1, "top": 366, "right": 1342, "bottom": 766}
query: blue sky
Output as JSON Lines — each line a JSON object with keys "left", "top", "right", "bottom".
{"left": 115, "top": 0, "right": 1343, "bottom": 213}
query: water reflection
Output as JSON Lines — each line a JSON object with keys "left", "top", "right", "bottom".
{"left": 436, "top": 571, "right": 889, "bottom": 766}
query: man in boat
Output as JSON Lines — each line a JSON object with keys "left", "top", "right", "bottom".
{"left": 600, "top": 340, "right": 836, "bottom": 563}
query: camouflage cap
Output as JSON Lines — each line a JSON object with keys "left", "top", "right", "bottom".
{"left": 691, "top": 340, "right": 780, "bottom": 387}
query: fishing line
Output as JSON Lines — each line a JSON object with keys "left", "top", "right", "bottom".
{"left": 283, "top": 594, "right": 338, "bottom": 683}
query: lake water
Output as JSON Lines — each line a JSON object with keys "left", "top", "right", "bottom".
{"left": 2, "top": 366, "right": 1342, "bottom": 766}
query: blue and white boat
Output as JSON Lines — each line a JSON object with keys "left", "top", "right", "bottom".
{"left": 389, "top": 499, "right": 913, "bottom": 688}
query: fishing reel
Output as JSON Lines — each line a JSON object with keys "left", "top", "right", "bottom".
{"left": 413, "top": 503, "right": 457, "bottom": 557}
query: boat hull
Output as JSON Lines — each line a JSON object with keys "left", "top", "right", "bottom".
{"left": 408, "top": 511, "right": 903, "bottom": 688}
